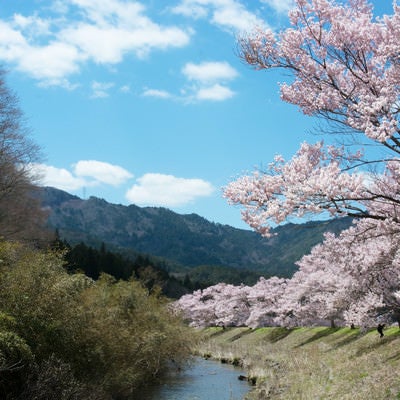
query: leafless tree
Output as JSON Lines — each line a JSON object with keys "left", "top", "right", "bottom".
{"left": 0, "top": 70, "right": 49, "bottom": 243}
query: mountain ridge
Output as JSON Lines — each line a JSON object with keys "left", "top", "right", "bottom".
{"left": 39, "top": 186, "right": 352, "bottom": 278}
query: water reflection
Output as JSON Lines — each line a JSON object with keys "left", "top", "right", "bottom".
{"left": 139, "top": 357, "right": 251, "bottom": 400}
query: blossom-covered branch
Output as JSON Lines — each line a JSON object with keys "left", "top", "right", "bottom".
{"left": 224, "top": 141, "right": 400, "bottom": 236}
{"left": 239, "top": 0, "right": 400, "bottom": 150}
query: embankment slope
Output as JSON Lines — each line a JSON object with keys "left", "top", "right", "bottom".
{"left": 195, "top": 326, "right": 400, "bottom": 399}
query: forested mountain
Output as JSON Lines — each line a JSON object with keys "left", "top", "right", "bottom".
{"left": 40, "top": 186, "right": 352, "bottom": 279}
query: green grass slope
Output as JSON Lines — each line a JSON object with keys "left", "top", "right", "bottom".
{"left": 195, "top": 326, "right": 400, "bottom": 399}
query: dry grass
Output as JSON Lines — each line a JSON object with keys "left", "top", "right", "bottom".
{"left": 194, "top": 326, "right": 400, "bottom": 399}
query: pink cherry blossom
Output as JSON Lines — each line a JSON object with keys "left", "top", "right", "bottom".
{"left": 176, "top": 1, "right": 400, "bottom": 330}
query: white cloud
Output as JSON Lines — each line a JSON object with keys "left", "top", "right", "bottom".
{"left": 68, "top": 0, "right": 146, "bottom": 27}
{"left": 182, "top": 61, "right": 238, "bottom": 83}
{"left": 0, "top": 20, "right": 85, "bottom": 85}
{"left": 50, "top": 1, "right": 70, "bottom": 14}
{"left": 31, "top": 160, "right": 133, "bottom": 191}
{"left": 196, "top": 83, "right": 235, "bottom": 101}
{"left": 60, "top": 22, "right": 190, "bottom": 63}
{"left": 20, "top": 42, "right": 83, "bottom": 81}
{"left": 171, "top": 0, "right": 267, "bottom": 33}
{"left": 64, "top": 0, "right": 191, "bottom": 60}
{"left": 142, "top": 88, "right": 172, "bottom": 99}
{"left": 211, "top": 3, "right": 265, "bottom": 33}
{"left": 73, "top": 160, "right": 133, "bottom": 185}
{"left": 120, "top": 85, "right": 131, "bottom": 93}
{"left": 0, "top": 21, "right": 29, "bottom": 61}
{"left": 261, "top": 0, "right": 294, "bottom": 14}
{"left": 12, "top": 14, "right": 52, "bottom": 36}
{"left": 171, "top": 3, "right": 208, "bottom": 19}
{"left": 0, "top": 0, "right": 191, "bottom": 86}
{"left": 181, "top": 61, "right": 237, "bottom": 101}
{"left": 33, "top": 162, "right": 214, "bottom": 208}
{"left": 91, "top": 81, "right": 115, "bottom": 98}
{"left": 141, "top": 62, "right": 238, "bottom": 102}
{"left": 32, "top": 163, "right": 88, "bottom": 191}
{"left": 125, "top": 173, "right": 215, "bottom": 207}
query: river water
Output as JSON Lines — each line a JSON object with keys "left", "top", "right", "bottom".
{"left": 138, "top": 357, "right": 251, "bottom": 400}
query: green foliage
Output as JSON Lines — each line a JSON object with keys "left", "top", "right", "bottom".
{"left": 0, "top": 240, "right": 193, "bottom": 399}
{"left": 0, "top": 331, "right": 33, "bottom": 367}
{"left": 187, "top": 264, "right": 262, "bottom": 287}
{"left": 20, "top": 355, "right": 106, "bottom": 400}
{"left": 77, "top": 274, "right": 193, "bottom": 396}
{"left": 42, "top": 187, "right": 353, "bottom": 279}
{"left": 60, "top": 240, "right": 189, "bottom": 298}
{"left": 0, "top": 312, "right": 16, "bottom": 331}
{"left": 0, "top": 311, "right": 33, "bottom": 399}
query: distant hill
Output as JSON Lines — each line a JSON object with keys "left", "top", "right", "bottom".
{"left": 39, "top": 186, "right": 352, "bottom": 278}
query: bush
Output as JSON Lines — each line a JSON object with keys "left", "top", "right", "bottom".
{"left": 0, "top": 241, "right": 193, "bottom": 398}
{"left": 77, "top": 274, "right": 193, "bottom": 396}
{"left": 0, "top": 313, "right": 33, "bottom": 399}
{"left": 20, "top": 355, "right": 107, "bottom": 400}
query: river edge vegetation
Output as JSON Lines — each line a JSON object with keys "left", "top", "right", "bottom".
{"left": 0, "top": 241, "right": 194, "bottom": 399}
{"left": 0, "top": 66, "right": 195, "bottom": 399}
{"left": 195, "top": 326, "right": 400, "bottom": 399}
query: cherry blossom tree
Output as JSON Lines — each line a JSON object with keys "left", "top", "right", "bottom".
{"left": 174, "top": 283, "right": 252, "bottom": 328}
{"left": 278, "top": 235, "right": 353, "bottom": 327}
{"left": 279, "top": 218, "right": 400, "bottom": 328}
{"left": 174, "top": 278, "right": 290, "bottom": 328}
{"left": 239, "top": 0, "right": 400, "bottom": 147}
{"left": 245, "top": 276, "right": 287, "bottom": 327}
{"left": 225, "top": 0, "right": 400, "bottom": 236}
{"left": 174, "top": 288, "right": 217, "bottom": 328}
{"left": 177, "top": 1, "right": 400, "bottom": 329}
{"left": 338, "top": 219, "right": 400, "bottom": 326}
{"left": 174, "top": 218, "right": 400, "bottom": 328}
{"left": 221, "top": 0, "right": 400, "bottom": 328}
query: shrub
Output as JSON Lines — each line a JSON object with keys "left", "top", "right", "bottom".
{"left": 0, "top": 241, "right": 193, "bottom": 398}
{"left": 0, "top": 314, "right": 33, "bottom": 398}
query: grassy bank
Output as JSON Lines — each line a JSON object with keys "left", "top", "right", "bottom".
{"left": 194, "top": 326, "right": 400, "bottom": 399}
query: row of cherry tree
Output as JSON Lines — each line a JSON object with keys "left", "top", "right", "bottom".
{"left": 175, "top": 222, "right": 400, "bottom": 328}
{"left": 174, "top": 0, "right": 400, "bottom": 328}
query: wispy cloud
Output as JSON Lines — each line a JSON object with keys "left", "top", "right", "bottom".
{"left": 171, "top": 0, "right": 267, "bottom": 33}
{"left": 0, "top": 0, "right": 191, "bottom": 86}
{"left": 120, "top": 85, "right": 131, "bottom": 93}
{"left": 32, "top": 164, "right": 88, "bottom": 191}
{"left": 73, "top": 160, "right": 133, "bottom": 185}
{"left": 0, "top": 0, "right": 269, "bottom": 99}
{"left": 182, "top": 60, "right": 238, "bottom": 101}
{"left": 182, "top": 61, "right": 238, "bottom": 83}
{"left": 141, "top": 61, "right": 238, "bottom": 102}
{"left": 12, "top": 13, "right": 52, "bottom": 36}
{"left": 32, "top": 160, "right": 133, "bottom": 191}
{"left": 0, "top": 19, "right": 83, "bottom": 87}
{"left": 91, "top": 81, "right": 115, "bottom": 98}
{"left": 125, "top": 173, "right": 215, "bottom": 207}
{"left": 196, "top": 83, "right": 235, "bottom": 101}
{"left": 142, "top": 88, "right": 172, "bottom": 99}
{"left": 32, "top": 161, "right": 214, "bottom": 208}
{"left": 260, "top": 0, "right": 295, "bottom": 14}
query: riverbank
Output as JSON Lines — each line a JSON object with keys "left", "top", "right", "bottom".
{"left": 194, "top": 326, "right": 400, "bottom": 399}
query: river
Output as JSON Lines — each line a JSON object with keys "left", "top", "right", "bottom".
{"left": 138, "top": 357, "right": 251, "bottom": 400}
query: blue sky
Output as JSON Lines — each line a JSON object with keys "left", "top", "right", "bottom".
{"left": 0, "top": 0, "right": 394, "bottom": 230}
